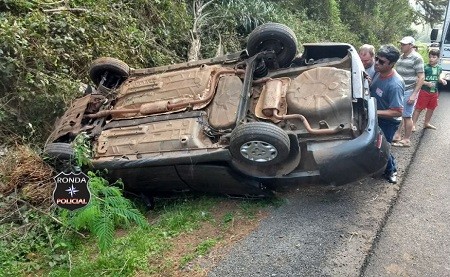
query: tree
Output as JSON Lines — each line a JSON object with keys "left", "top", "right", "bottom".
{"left": 1, "top": 0, "right": 425, "bottom": 145}
{"left": 414, "top": 0, "right": 448, "bottom": 28}
{"left": 274, "top": 0, "right": 339, "bottom": 22}
{"left": 338, "top": 0, "right": 415, "bottom": 45}
{"left": 187, "top": 0, "right": 215, "bottom": 61}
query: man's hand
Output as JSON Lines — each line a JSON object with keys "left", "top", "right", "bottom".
{"left": 425, "top": 81, "right": 435, "bottom": 88}
{"left": 363, "top": 72, "right": 372, "bottom": 85}
{"left": 407, "top": 94, "right": 417, "bottom": 104}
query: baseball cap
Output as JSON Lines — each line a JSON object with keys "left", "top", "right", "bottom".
{"left": 400, "top": 36, "right": 415, "bottom": 45}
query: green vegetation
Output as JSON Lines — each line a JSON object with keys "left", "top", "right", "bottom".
{"left": 417, "top": 43, "right": 432, "bottom": 64}
{"left": 1, "top": 0, "right": 424, "bottom": 146}
{"left": 0, "top": 205, "right": 67, "bottom": 274}
{"left": 58, "top": 172, "right": 149, "bottom": 253}
{"left": 48, "top": 197, "right": 221, "bottom": 276}
{"left": 0, "top": 135, "right": 280, "bottom": 275}
{"left": 180, "top": 238, "right": 218, "bottom": 267}
{"left": 0, "top": 0, "right": 191, "bottom": 144}
{"left": 1, "top": 186, "right": 278, "bottom": 276}
{"left": 52, "top": 133, "right": 147, "bottom": 253}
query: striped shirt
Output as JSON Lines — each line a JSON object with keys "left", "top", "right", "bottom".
{"left": 395, "top": 51, "right": 424, "bottom": 91}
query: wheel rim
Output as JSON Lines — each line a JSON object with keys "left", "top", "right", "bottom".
{"left": 240, "top": 140, "right": 278, "bottom": 162}
{"left": 259, "top": 39, "right": 283, "bottom": 54}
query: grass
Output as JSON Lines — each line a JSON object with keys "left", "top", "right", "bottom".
{"left": 45, "top": 196, "right": 218, "bottom": 276}
{"left": 1, "top": 192, "right": 281, "bottom": 277}
{"left": 0, "top": 143, "right": 284, "bottom": 276}
{"left": 180, "top": 238, "right": 219, "bottom": 267}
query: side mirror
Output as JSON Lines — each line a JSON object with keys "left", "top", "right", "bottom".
{"left": 431, "top": 28, "right": 439, "bottom": 42}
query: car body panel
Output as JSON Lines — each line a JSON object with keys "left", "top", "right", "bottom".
{"left": 114, "top": 65, "right": 219, "bottom": 115}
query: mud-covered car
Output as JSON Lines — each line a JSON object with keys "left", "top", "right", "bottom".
{"left": 45, "top": 23, "right": 389, "bottom": 197}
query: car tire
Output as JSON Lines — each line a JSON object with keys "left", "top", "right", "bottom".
{"left": 230, "top": 122, "right": 290, "bottom": 165}
{"left": 247, "top": 23, "right": 297, "bottom": 68}
{"left": 89, "top": 57, "right": 130, "bottom": 88}
{"left": 44, "top": 142, "right": 74, "bottom": 160}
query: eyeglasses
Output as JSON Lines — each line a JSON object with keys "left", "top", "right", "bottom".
{"left": 375, "top": 56, "right": 387, "bottom": 65}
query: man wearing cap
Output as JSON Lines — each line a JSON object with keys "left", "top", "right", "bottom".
{"left": 392, "top": 36, "right": 425, "bottom": 147}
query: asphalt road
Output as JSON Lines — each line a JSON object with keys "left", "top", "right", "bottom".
{"left": 363, "top": 92, "right": 450, "bottom": 276}
{"left": 209, "top": 93, "right": 450, "bottom": 277}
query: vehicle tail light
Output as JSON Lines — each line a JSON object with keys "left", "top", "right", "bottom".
{"left": 376, "top": 133, "right": 383, "bottom": 149}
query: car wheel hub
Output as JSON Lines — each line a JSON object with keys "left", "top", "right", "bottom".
{"left": 240, "top": 140, "right": 278, "bottom": 162}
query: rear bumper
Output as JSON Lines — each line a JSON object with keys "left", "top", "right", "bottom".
{"left": 314, "top": 121, "right": 388, "bottom": 185}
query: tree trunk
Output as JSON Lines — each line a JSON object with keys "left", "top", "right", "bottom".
{"left": 188, "top": 31, "right": 201, "bottom": 61}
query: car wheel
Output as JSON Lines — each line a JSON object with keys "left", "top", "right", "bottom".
{"left": 44, "top": 142, "right": 74, "bottom": 160}
{"left": 247, "top": 23, "right": 297, "bottom": 68}
{"left": 89, "top": 57, "right": 130, "bottom": 88}
{"left": 230, "top": 122, "right": 290, "bottom": 165}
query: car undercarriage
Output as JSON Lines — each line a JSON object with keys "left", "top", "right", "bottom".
{"left": 45, "top": 23, "right": 389, "bottom": 196}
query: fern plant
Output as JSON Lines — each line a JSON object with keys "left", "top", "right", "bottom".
{"left": 60, "top": 172, "right": 148, "bottom": 252}
{"left": 72, "top": 132, "right": 92, "bottom": 168}
{"left": 60, "top": 134, "right": 149, "bottom": 252}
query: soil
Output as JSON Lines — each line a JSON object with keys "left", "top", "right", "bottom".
{"left": 139, "top": 199, "right": 272, "bottom": 277}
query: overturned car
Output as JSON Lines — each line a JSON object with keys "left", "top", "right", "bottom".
{"left": 45, "top": 23, "right": 389, "bottom": 197}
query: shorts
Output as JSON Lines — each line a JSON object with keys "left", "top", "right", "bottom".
{"left": 415, "top": 89, "right": 438, "bottom": 110}
{"left": 402, "top": 89, "right": 416, "bottom": 117}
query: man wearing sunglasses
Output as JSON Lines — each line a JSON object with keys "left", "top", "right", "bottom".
{"left": 370, "top": 45, "right": 405, "bottom": 184}
{"left": 392, "top": 36, "right": 425, "bottom": 147}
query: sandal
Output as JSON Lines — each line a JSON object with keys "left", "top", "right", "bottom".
{"left": 392, "top": 140, "right": 411, "bottom": 147}
{"left": 424, "top": 124, "right": 436, "bottom": 130}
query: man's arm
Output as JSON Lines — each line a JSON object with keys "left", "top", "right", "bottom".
{"left": 408, "top": 72, "right": 425, "bottom": 103}
{"left": 439, "top": 69, "right": 447, "bottom": 86}
{"left": 377, "top": 108, "right": 402, "bottom": 118}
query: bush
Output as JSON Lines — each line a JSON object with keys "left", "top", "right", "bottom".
{"left": 0, "top": 0, "right": 191, "bottom": 145}
{"left": 0, "top": 0, "right": 383, "bottom": 146}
